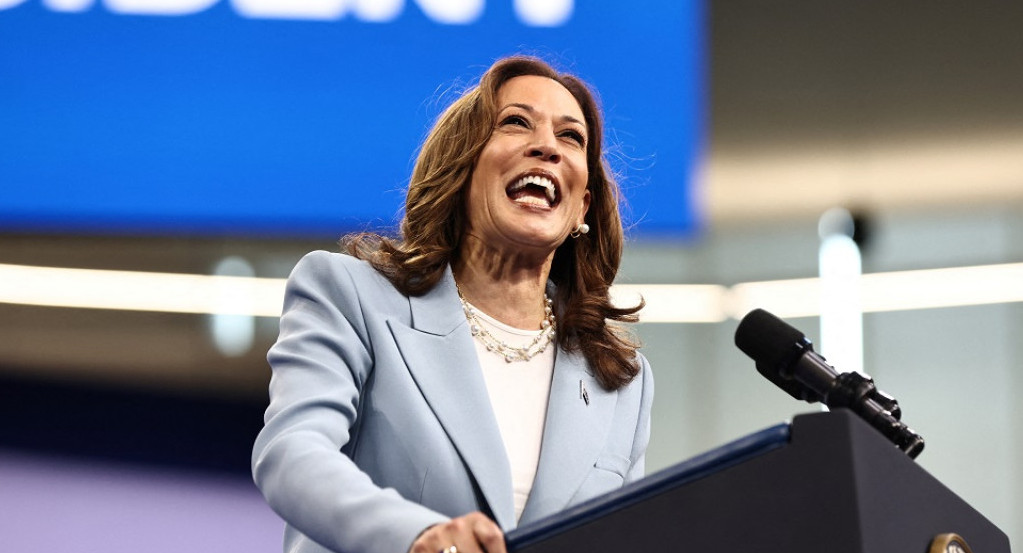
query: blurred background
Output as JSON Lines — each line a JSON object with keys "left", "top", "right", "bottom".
{"left": 2, "top": 0, "right": 1021, "bottom": 550}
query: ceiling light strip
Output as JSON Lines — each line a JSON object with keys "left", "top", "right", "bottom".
{"left": 1, "top": 262, "right": 1020, "bottom": 321}
{"left": 0, "top": 263, "right": 284, "bottom": 316}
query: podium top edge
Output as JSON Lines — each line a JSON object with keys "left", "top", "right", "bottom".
{"left": 507, "top": 421, "right": 791, "bottom": 550}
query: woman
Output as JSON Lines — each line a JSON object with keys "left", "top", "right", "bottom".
{"left": 252, "top": 56, "right": 653, "bottom": 553}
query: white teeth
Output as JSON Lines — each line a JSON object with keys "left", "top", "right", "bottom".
{"left": 509, "top": 175, "right": 557, "bottom": 204}
{"left": 513, "top": 195, "right": 550, "bottom": 208}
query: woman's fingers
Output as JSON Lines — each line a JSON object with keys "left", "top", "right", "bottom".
{"left": 468, "top": 512, "right": 506, "bottom": 553}
{"left": 409, "top": 512, "right": 507, "bottom": 553}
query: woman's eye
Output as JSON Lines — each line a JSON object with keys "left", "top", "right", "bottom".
{"left": 501, "top": 115, "right": 529, "bottom": 127}
{"left": 561, "top": 130, "right": 586, "bottom": 146}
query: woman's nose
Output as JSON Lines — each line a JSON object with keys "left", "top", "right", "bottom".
{"left": 527, "top": 130, "right": 561, "bottom": 162}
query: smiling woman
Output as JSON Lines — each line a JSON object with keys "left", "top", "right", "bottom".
{"left": 463, "top": 75, "right": 591, "bottom": 264}
{"left": 251, "top": 56, "right": 653, "bottom": 553}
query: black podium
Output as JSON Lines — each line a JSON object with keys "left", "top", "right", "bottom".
{"left": 507, "top": 409, "right": 1010, "bottom": 552}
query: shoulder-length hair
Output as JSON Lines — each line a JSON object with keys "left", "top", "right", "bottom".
{"left": 345, "top": 55, "right": 643, "bottom": 391}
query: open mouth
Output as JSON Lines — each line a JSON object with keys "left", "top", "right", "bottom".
{"left": 506, "top": 171, "right": 560, "bottom": 209}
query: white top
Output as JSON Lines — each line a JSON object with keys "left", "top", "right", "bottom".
{"left": 465, "top": 302, "right": 555, "bottom": 522}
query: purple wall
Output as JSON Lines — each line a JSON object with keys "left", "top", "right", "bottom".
{"left": 0, "top": 449, "right": 283, "bottom": 552}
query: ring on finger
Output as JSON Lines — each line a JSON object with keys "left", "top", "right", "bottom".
{"left": 441, "top": 546, "right": 458, "bottom": 553}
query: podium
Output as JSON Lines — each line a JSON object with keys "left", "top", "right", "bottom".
{"left": 507, "top": 410, "right": 1010, "bottom": 552}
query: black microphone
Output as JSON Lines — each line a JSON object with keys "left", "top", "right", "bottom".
{"left": 735, "top": 308, "right": 924, "bottom": 459}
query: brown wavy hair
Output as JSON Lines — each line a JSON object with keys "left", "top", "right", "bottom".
{"left": 344, "top": 55, "right": 643, "bottom": 391}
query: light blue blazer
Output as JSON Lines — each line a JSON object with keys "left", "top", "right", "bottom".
{"left": 252, "top": 251, "right": 654, "bottom": 553}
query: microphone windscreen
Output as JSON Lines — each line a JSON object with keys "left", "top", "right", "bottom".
{"left": 734, "top": 308, "right": 808, "bottom": 371}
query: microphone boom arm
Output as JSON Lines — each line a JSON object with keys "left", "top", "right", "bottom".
{"left": 827, "top": 371, "right": 924, "bottom": 458}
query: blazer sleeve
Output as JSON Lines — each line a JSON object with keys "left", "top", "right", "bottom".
{"left": 251, "top": 251, "right": 448, "bottom": 553}
{"left": 625, "top": 353, "right": 654, "bottom": 484}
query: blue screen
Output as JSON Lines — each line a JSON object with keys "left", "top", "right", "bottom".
{"left": 0, "top": 0, "right": 703, "bottom": 238}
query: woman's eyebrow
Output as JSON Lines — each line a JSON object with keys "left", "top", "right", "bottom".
{"left": 500, "top": 102, "right": 536, "bottom": 114}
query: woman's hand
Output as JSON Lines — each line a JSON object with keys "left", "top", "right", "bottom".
{"left": 409, "top": 512, "right": 507, "bottom": 553}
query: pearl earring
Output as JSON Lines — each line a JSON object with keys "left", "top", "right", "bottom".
{"left": 570, "top": 223, "right": 590, "bottom": 238}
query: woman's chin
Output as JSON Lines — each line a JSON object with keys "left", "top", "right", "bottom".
{"left": 505, "top": 231, "right": 568, "bottom": 255}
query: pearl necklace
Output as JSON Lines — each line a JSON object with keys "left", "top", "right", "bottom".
{"left": 457, "top": 286, "right": 557, "bottom": 363}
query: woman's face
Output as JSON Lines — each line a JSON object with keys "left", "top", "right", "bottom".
{"left": 464, "top": 75, "right": 591, "bottom": 259}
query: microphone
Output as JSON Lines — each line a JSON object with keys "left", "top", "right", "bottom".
{"left": 735, "top": 308, "right": 925, "bottom": 459}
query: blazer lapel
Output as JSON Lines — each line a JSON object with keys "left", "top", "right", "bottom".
{"left": 518, "top": 348, "right": 618, "bottom": 524}
{"left": 387, "top": 267, "right": 516, "bottom": 530}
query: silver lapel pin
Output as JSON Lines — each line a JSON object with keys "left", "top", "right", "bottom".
{"left": 579, "top": 380, "right": 590, "bottom": 405}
